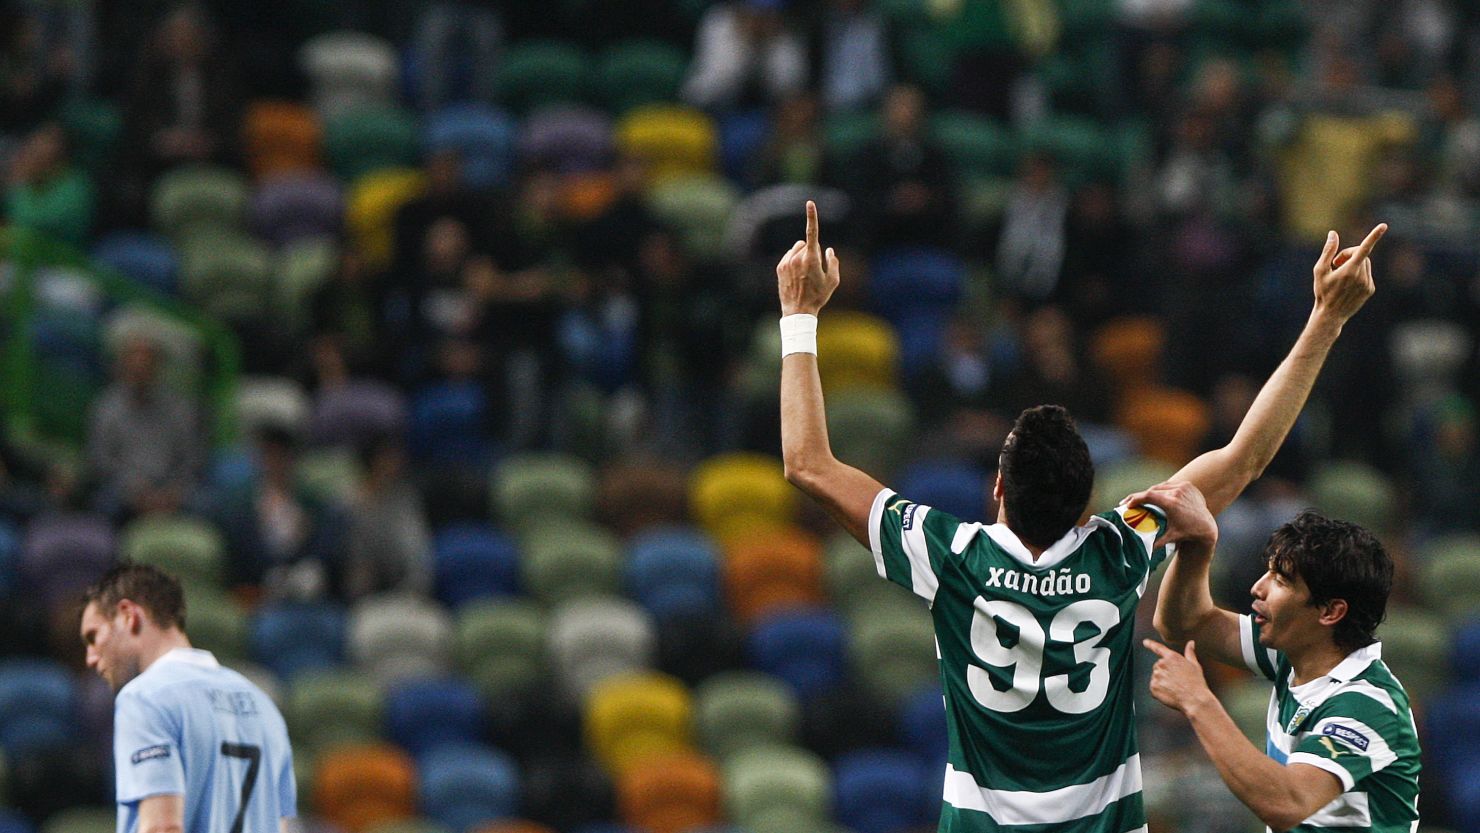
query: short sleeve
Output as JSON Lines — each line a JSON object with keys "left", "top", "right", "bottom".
{"left": 868, "top": 489, "right": 966, "bottom": 605}
{"left": 1101, "top": 503, "right": 1170, "bottom": 571}
{"left": 1287, "top": 693, "right": 1408, "bottom": 792}
{"left": 1237, "top": 614, "right": 1282, "bottom": 682}
{"left": 113, "top": 689, "right": 186, "bottom": 803}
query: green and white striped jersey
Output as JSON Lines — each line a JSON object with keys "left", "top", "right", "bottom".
{"left": 1239, "top": 615, "right": 1421, "bottom": 833}
{"left": 868, "top": 488, "right": 1171, "bottom": 833}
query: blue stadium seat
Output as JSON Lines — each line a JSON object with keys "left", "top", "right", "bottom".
{"left": 418, "top": 743, "right": 520, "bottom": 832}
{"left": 1422, "top": 682, "right": 1480, "bottom": 798}
{"left": 893, "top": 308, "right": 951, "bottom": 375}
{"left": 1451, "top": 618, "right": 1480, "bottom": 685}
{"left": 93, "top": 232, "right": 179, "bottom": 296}
{"left": 410, "top": 381, "right": 494, "bottom": 466}
{"left": 895, "top": 459, "right": 990, "bottom": 523}
{"left": 423, "top": 104, "right": 518, "bottom": 190}
{"left": 1451, "top": 757, "right": 1480, "bottom": 833}
{"left": 718, "top": 110, "right": 771, "bottom": 188}
{"left": 432, "top": 523, "right": 520, "bottom": 608}
{"left": 0, "top": 659, "right": 77, "bottom": 756}
{"left": 0, "top": 519, "right": 19, "bottom": 597}
{"left": 898, "top": 684, "right": 948, "bottom": 769}
{"left": 0, "top": 809, "right": 34, "bottom": 833}
{"left": 870, "top": 248, "right": 965, "bottom": 312}
{"left": 384, "top": 676, "right": 484, "bottom": 757}
{"left": 833, "top": 749, "right": 935, "bottom": 833}
{"left": 625, "top": 527, "right": 722, "bottom": 621}
{"left": 747, "top": 608, "right": 847, "bottom": 699}
{"left": 249, "top": 602, "right": 347, "bottom": 681}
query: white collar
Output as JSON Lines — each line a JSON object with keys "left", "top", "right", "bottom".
{"left": 981, "top": 515, "right": 1118, "bottom": 570}
{"left": 150, "top": 647, "right": 220, "bottom": 671}
{"left": 1288, "top": 642, "right": 1382, "bottom": 698}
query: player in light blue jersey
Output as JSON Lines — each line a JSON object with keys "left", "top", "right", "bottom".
{"left": 80, "top": 564, "right": 297, "bottom": 833}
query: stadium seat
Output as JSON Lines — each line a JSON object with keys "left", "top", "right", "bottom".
{"left": 823, "top": 110, "right": 881, "bottom": 168}
{"left": 286, "top": 669, "right": 385, "bottom": 753}
{"left": 274, "top": 237, "right": 340, "bottom": 331}
{"left": 184, "top": 589, "right": 249, "bottom": 666}
{"left": 410, "top": 380, "right": 494, "bottom": 466}
{"left": 848, "top": 604, "right": 938, "bottom": 705}
{"left": 490, "top": 453, "right": 597, "bottom": 534}
{"left": 1308, "top": 460, "right": 1397, "bottom": 535}
{"left": 625, "top": 526, "right": 722, "bottom": 622}
{"left": 324, "top": 104, "right": 420, "bottom": 182}
{"left": 1422, "top": 682, "right": 1480, "bottom": 806}
{"left": 716, "top": 110, "right": 771, "bottom": 188}
{"left": 308, "top": 379, "right": 407, "bottom": 448}
{"left": 314, "top": 743, "right": 418, "bottom": 833}
{"left": 825, "top": 388, "right": 916, "bottom": 480}
{"left": 816, "top": 311, "right": 900, "bottom": 394}
{"left": 249, "top": 172, "right": 344, "bottom": 248}
{"left": 548, "top": 596, "right": 656, "bottom": 699}
{"left": 1090, "top": 316, "right": 1165, "bottom": 397}
{"left": 242, "top": 100, "right": 323, "bottom": 180}
{"left": 457, "top": 599, "right": 547, "bottom": 699}
{"left": 249, "top": 601, "right": 348, "bottom": 681}
{"left": 747, "top": 607, "right": 847, "bottom": 698}
{"left": 0, "top": 519, "right": 18, "bottom": 597}
{"left": 1114, "top": 386, "right": 1211, "bottom": 467}
{"left": 615, "top": 105, "right": 719, "bottom": 182}
{"left": 300, "top": 31, "right": 401, "bottom": 118}
{"left": 823, "top": 531, "right": 882, "bottom": 611}
{"left": 518, "top": 105, "right": 615, "bottom": 173}
{"left": 419, "top": 743, "right": 520, "bottom": 832}
{"left": 930, "top": 110, "right": 1019, "bottom": 178}
{"left": 1377, "top": 605, "right": 1448, "bottom": 705}
{"left": 722, "top": 527, "right": 826, "bottom": 624}
{"left": 1450, "top": 618, "right": 1480, "bottom": 685}
{"left": 801, "top": 681, "right": 899, "bottom": 761}
{"left": 585, "top": 672, "right": 693, "bottom": 775}
{"left": 0, "top": 660, "right": 76, "bottom": 757}
{"left": 92, "top": 232, "right": 179, "bottom": 296}
{"left": 385, "top": 676, "right": 484, "bottom": 757}
{"left": 520, "top": 522, "right": 623, "bottom": 605}
{"left": 616, "top": 750, "right": 721, "bottom": 833}
{"left": 364, "top": 821, "right": 451, "bottom": 833}
{"left": 1089, "top": 456, "right": 1176, "bottom": 513}
{"left": 869, "top": 247, "right": 966, "bottom": 315}
{"left": 38, "top": 808, "right": 113, "bottom": 833}
{"left": 1020, "top": 116, "right": 1118, "bottom": 183}
{"left": 345, "top": 167, "right": 427, "bottom": 271}
{"left": 423, "top": 104, "right": 518, "bottom": 190}
{"left": 833, "top": 749, "right": 935, "bottom": 833}
{"left": 58, "top": 97, "right": 121, "bottom": 176}
{"left": 432, "top": 523, "right": 519, "bottom": 608}
{"left": 119, "top": 515, "right": 226, "bottom": 591}
{"left": 519, "top": 752, "right": 616, "bottom": 830}
{"left": 688, "top": 453, "right": 796, "bottom": 542}
{"left": 595, "top": 461, "right": 690, "bottom": 539}
{"left": 645, "top": 174, "right": 741, "bottom": 263}
{"left": 348, "top": 593, "right": 455, "bottom": 681}
{"left": 494, "top": 40, "right": 589, "bottom": 112}
{"left": 723, "top": 746, "right": 833, "bottom": 833}
{"left": 19, "top": 512, "right": 114, "bottom": 605}
{"left": 694, "top": 671, "right": 801, "bottom": 761}
{"left": 471, "top": 823, "right": 558, "bottom": 833}
{"left": 895, "top": 458, "right": 990, "bottom": 522}
{"left": 177, "top": 231, "right": 274, "bottom": 322}
{"left": 655, "top": 610, "right": 748, "bottom": 687}
{"left": 898, "top": 684, "right": 948, "bottom": 768}
{"left": 593, "top": 40, "right": 687, "bottom": 114}
{"left": 296, "top": 447, "right": 365, "bottom": 503}
{"left": 0, "top": 809, "right": 33, "bottom": 833}
{"left": 150, "top": 165, "right": 250, "bottom": 239}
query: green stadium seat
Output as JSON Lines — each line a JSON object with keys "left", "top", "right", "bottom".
{"left": 495, "top": 40, "right": 589, "bottom": 113}
{"left": 150, "top": 166, "right": 250, "bottom": 239}
{"left": 521, "top": 522, "right": 623, "bottom": 605}
{"left": 848, "top": 604, "right": 937, "bottom": 705}
{"left": 366, "top": 821, "right": 455, "bottom": 833}
{"left": 33, "top": 358, "right": 99, "bottom": 446}
{"left": 1418, "top": 534, "right": 1480, "bottom": 621}
{"left": 822, "top": 111, "right": 881, "bottom": 167}
{"left": 931, "top": 110, "right": 1019, "bottom": 178}
{"left": 1220, "top": 677, "right": 1271, "bottom": 743}
{"left": 41, "top": 808, "right": 115, "bottom": 833}
{"left": 824, "top": 531, "right": 879, "bottom": 608}
{"left": 1020, "top": 116, "right": 1119, "bottom": 184}
{"left": 287, "top": 669, "right": 385, "bottom": 754}
{"left": 694, "top": 671, "right": 801, "bottom": 761}
{"left": 825, "top": 389, "right": 916, "bottom": 481}
{"left": 120, "top": 515, "right": 226, "bottom": 589}
{"left": 491, "top": 453, "right": 597, "bottom": 535}
{"left": 274, "top": 238, "right": 339, "bottom": 333}
{"left": 177, "top": 232, "right": 274, "bottom": 322}
{"left": 295, "top": 447, "right": 363, "bottom": 503}
{"left": 645, "top": 174, "right": 740, "bottom": 263}
{"left": 1090, "top": 456, "right": 1177, "bottom": 514}
{"left": 236, "top": 376, "right": 311, "bottom": 438}
{"left": 594, "top": 40, "right": 688, "bottom": 115}
{"left": 898, "top": 26, "right": 955, "bottom": 98}
{"left": 348, "top": 593, "right": 456, "bottom": 682}
{"left": 59, "top": 97, "right": 122, "bottom": 174}
{"left": 1308, "top": 461, "right": 1397, "bottom": 535}
{"left": 724, "top": 746, "right": 833, "bottom": 832}
{"left": 457, "top": 599, "right": 548, "bottom": 699}
{"left": 184, "top": 589, "right": 250, "bottom": 665}
{"left": 1378, "top": 605, "right": 1448, "bottom": 705}
{"left": 323, "top": 105, "right": 419, "bottom": 182}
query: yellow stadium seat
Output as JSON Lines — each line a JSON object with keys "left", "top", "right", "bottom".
{"left": 816, "top": 312, "right": 899, "bottom": 394}
{"left": 689, "top": 453, "right": 796, "bottom": 541}
{"left": 585, "top": 672, "right": 693, "bottom": 775}
{"left": 345, "top": 167, "right": 427, "bottom": 271}
{"left": 724, "top": 527, "right": 825, "bottom": 624}
{"left": 314, "top": 744, "right": 418, "bottom": 832}
{"left": 618, "top": 751, "right": 722, "bottom": 833}
{"left": 615, "top": 105, "right": 718, "bottom": 183}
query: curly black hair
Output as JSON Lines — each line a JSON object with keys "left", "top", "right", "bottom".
{"left": 1264, "top": 510, "right": 1393, "bottom": 652}
{"left": 999, "top": 405, "right": 1095, "bottom": 549}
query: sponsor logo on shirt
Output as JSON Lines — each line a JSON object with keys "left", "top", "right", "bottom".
{"left": 1120, "top": 507, "right": 1159, "bottom": 534}
{"left": 131, "top": 744, "right": 171, "bottom": 765}
{"left": 1321, "top": 724, "right": 1371, "bottom": 752}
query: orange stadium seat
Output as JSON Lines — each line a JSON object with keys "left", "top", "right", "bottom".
{"left": 585, "top": 672, "right": 694, "bottom": 775}
{"left": 617, "top": 751, "right": 722, "bottom": 833}
{"left": 816, "top": 312, "right": 900, "bottom": 394}
{"left": 1090, "top": 316, "right": 1165, "bottom": 399}
{"left": 345, "top": 167, "right": 427, "bottom": 271}
{"left": 314, "top": 744, "right": 418, "bottom": 832}
{"left": 724, "top": 527, "right": 826, "bottom": 624}
{"left": 1115, "top": 387, "right": 1211, "bottom": 467}
{"left": 242, "top": 101, "right": 322, "bottom": 179}
{"left": 615, "top": 105, "right": 719, "bottom": 183}
{"left": 688, "top": 453, "right": 797, "bottom": 541}
{"left": 470, "top": 823, "right": 557, "bottom": 833}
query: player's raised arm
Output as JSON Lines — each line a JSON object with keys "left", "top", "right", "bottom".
{"left": 779, "top": 201, "right": 886, "bottom": 547}
{"left": 1170, "top": 223, "right": 1387, "bottom": 516}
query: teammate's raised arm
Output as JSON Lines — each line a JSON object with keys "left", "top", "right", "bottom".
{"left": 1169, "top": 223, "right": 1387, "bottom": 516}
{"left": 778, "top": 201, "right": 886, "bottom": 547}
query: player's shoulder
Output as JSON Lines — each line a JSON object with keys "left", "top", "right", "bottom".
{"left": 1325, "top": 664, "right": 1413, "bottom": 724}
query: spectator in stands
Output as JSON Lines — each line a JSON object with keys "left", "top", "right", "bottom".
{"left": 754, "top": 93, "right": 827, "bottom": 186}
{"left": 310, "top": 246, "right": 390, "bottom": 379}
{"left": 4, "top": 120, "right": 93, "bottom": 244}
{"left": 682, "top": 0, "right": 808, "bottom": 112}
{"left": 849, "top": 84, "right": 955, "bottom": 247}
{"left": 994, "top": 152, "right": 1070, "bottom": 303}
{"left": 809, "top": 0, "right": 894, "bottom": 112}
{"left": 0, "top": 5, "right": 83, "bottom": 137}
{"left": 86, "top": 334, "right": 201, "bottom": 520}
{"left": 995, "top": 305, "right": 1111, "bottom": 426}
{"left": 409, "top": 1, "right": 503, "bottom": 111}
{"left": 392, "top": 150, "right": 495, "bottom": 288}
{"left": 342, "top": 435, "right": 431, "bottom": 600}
{"left": 1409, "top": 394, "right": 1480, "bottom": 534}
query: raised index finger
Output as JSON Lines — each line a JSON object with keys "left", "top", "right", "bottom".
{"left": 1142, "top": 638, "right": 1176, "bottom": 659}
{"left": 1351, "top": 222, "right": 1389, "bottom": 264}
{"left": 806, "top": 200, "right": 819, "bottom": 251}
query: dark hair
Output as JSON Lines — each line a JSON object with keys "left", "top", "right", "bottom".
{"left": 1264, "top": 510, "right": 1392, "bottom": 652}
{"left": 999, "top": 405, "right": 1095, "bottom": 549}
{"left": 81, "top": 562, "right": 187, "bottom": 631}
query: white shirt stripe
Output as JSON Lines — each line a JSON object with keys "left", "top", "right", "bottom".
{"left": 1303, "top": 789, "right": 1371, "bottom": 828}
{"left": 867, "top": 488, "right": 893, "bottom": 580}
{"left": 902, "top": 506, "right": 939, "bottom": 602}
{"left": 942, "top": 755, "right": 1142, "bottom": 825}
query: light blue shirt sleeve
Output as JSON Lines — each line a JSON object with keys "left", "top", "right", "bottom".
{"left": 113, "top": 688, "right": 186, "bottom": 803}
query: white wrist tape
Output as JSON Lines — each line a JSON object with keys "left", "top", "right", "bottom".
{"left": 779, "top": 313, "right": 819, "bottom": 357}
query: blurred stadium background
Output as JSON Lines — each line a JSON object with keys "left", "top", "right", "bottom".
{"left": 0, "top": 0, "right": 1477, "bottom": 832}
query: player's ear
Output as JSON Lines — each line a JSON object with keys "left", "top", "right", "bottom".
{"left": 1318, "top": 598, "right": 1349, "bottom": 628}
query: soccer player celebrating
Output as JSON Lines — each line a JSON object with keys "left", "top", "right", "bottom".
{"left": 1138, "top": 481, "right": 1419, "bottom": 833}
{"left": 776, "top": 200, "right": 1385, "bottom": 832}
{"left": 80, "top": 564, "right": 297, "bottom": 833}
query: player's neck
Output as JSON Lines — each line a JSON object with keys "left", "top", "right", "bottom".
{"left": 137, "top": 630, "right": 194, "bottom": 676}
{"left": 996, "top": 507, "right": 1048, "bottom": 561}
{"left": 1286, "top": 639, "right": 1349, "bottom": 686}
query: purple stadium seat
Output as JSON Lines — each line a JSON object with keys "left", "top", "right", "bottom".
{"left": 517, "top": 105, "right": 614, "bottom": 173}
{"left": 20, "top": 513, "right": 114, "bottom": 605}
{"left": 250, "top": 172, "right": 345, "bottom": 248}
{"left": 309, "top": 380, "right": 408, "bottom": 448}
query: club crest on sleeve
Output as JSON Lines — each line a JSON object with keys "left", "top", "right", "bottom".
{"left": 131, "top": 744, "right": 171, "bottom": 765}
{"left": 1285, "top": 704, "right": 1312, "bottom": 734}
